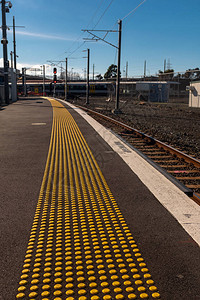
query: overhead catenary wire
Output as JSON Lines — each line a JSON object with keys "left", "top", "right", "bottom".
{"left": 68, "top": 0, "right": 116, "bottom": 58}
{"left": 48, "top": 0, "right": 106, "bottom": 61}
{"left": 121, "top": 0, "right": 147, "bottom": 21}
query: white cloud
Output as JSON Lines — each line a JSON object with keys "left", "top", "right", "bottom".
{"left": 0, "top": 58, "right": 86, "bottom": 78}
{"left": 8, "top": 30, "right": 75, "bottom": 42}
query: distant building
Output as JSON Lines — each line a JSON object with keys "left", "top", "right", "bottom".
{"left": 188, "top": 81, "right": 200, "bottom": 108}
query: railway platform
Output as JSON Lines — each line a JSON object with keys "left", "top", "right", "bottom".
{"left": 0, "top": 97, "right": 200, "bottom": 300}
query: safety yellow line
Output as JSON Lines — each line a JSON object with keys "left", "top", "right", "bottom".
{"left": 16, "top": 98, "right": 161, "bottom": 300}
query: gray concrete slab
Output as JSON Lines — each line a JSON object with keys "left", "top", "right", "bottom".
{"left": 0, "top": 97, "right": 199, "bottom": 300}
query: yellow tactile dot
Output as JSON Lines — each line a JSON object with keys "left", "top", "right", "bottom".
{"left": 90, "top": 282, "right": 97, "bottom": 288}
{"left": 138, "top": 286, "right": 146, "bottom": 292}
{"left": 66, "top": 283, "right": 74, "bottom": 289}
{"left": 54, "top": 283, "right": 62, "bottom": 289}
{"left": 30, "top": 285, "right": 38, "bottom": 291}
{"left": 43, "top": 273, "right": 51, "bottom": 278}
{"left": 126, "top": 286, "right": 134, "bottom": 292}
{"left": 78, "top": 289, "right": 87, "bottom": 295}
{"left": 23, "top": 263, "right": 31, "bottom": 268}
{"left": 32, "top": 273, "right": 40, "bottom": 279}
{"left": 120, "top": 269, "right": 127, "bottom": 274}
{"left": 91, "top": 296, "right": 99, "bottom": 300}
{"left": 41, "top": 290, "right": 50, "bottom": 297}
{"left": 110, "top": 275, "right": 118, "bottom": 280}
{"left": 90, "top": 289, "right": 98, "bottom": 295}
{"left": 128, "top": 294, "right": 137, "bottom": 299}
{"left": 112, "top": 281, "right": 120, "bottom": 287}
{"left": 152, "top": 292, "right": 160, "bottom": 298}
{"left": 16, "top": 293, "right": 25, "bottom": 298}
{"left": 43, "top": 278, "right": 51, "bottom": 284}
{"left": 131, "top": 268, "right": 138, "bottom": 273}
{"left": 44, "top": 267, "right": 51, "bottom": 272}
{"left": 101, "top": 281, "right": 109, "bottom": 287}
{"left": 54, "top": 290, "right": 62, "bottom": 296}
{"left": 87, "top": 270, "right": 95, "bottom": 275}
{"left": 22, "top": 268, "right": 30, "bottom": 274}
{"left": 133, "top": 274, "right": 141, "bottom": 279}
{"left": 66, "top": 290, "right": 74, "bottom": 295}
{"left": 19, "top": 280, "right": 27, "bottom": 286}
{"left": 137, "top": 288, "right": 151, "bottom": 298}
{"left": 18, "top": 286, "right": 26, "bottom": 292}
{"left": 88, "top": 276, "right": 96, "bottom": 281}
{"left": 149, "top": 286, "right": 157, "bottom": 292}
{"left": 144, "top": 274, "right": 151, "bottom": 279}
{"left": 102, "top": 288, "right": 110, "bottom": 294}
{"left": 28, "top": 292, "right": 38, "bottom": 298}
{"left": 115, "top": 295, "right": 124, "bottom": 299}
{"left": 66, "top": 298, "right": 75, "bottom": 300}
{"left": 78, "top": 297, "right": 87, "bottom": 300}
{"left": 78, "top": 283, "right": 86, "bottom": 288}
{"left": 124, "top": 280, "right": 132, "bottom": 286}
{"left": 103, "top": 295, "right": 112, "bottom": 300}
{"left": 109, "top": 269, "right": 117, "bottom": 274}
{"left": 135, "top": 280, "right": 143, "bottom": 286}
{"left": 42, "top": 284, "right": 51, "bottom": 290}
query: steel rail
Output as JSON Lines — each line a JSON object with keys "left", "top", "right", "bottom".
{"left": 76, "top": 104, "right": 200, "bottom": 204}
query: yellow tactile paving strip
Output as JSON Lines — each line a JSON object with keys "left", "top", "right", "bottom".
{"left": 16, "top": 99, "right": 161, "bottom": 300}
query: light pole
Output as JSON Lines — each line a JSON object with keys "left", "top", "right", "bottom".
{"left": 83, "top": 49, "right": 90, "bottom": 105}
{"left": 65, "top": 58, "right": 68, "bottom": 101}
{"left": 10, "top": 51, "right": 13, "bottom": 69}
{"left": 1, "top": 0, "right": 12, "bottom": 105}
{"left": 82, "top": 19, "right": 122, "bottom": 113}
{"left": 43, "top": 65, "right": 45, "bottom": 96}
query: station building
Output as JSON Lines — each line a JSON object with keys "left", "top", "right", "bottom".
{"left": 188, "top": 81, "right": 200, "bottom": 108}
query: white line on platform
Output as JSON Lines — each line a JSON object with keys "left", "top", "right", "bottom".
{"left": 60, "top": 100, "right": 200, "bottom": 246}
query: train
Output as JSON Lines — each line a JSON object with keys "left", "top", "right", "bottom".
{"left": 17, "top": 81, "right": 114, "bottom": 98}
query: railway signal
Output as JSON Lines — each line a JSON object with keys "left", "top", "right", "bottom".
{"left": 53, "top": 67, "right": 57, "bottom": 84}
{"left": 53, "top": 68, "right": 57, "bottom": 97}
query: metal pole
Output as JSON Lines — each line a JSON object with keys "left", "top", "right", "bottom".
{"left": 10, "top": 51, "right": 13, "bottom": 69}
{"left": 1, "top": 0, "right": 9, "bottom": 104}
{"left": 114, "top": 19, "right": 122, "bottom": 113}
{"left": 93, "top": 64, "right": 95, "bottom": 81}
{"left": 86, "top": 48, "right": 90, "bottom": 105}
{"left": 126, "top": 61, "right": 128, "bottom": 79}
{"left": 65, "top": 57, "right": 68, "bottom": 101}
{"left": 43, "top": 65, "right": 45, "bottom": 96}
{"left": 144, "top": 60, "right": 146, "bottom": 80}
{"left": 13, "top": 16, "right": 17, "bottom": 70}
{"left": 22, "top": 67, "right": 27, "bottom": 96}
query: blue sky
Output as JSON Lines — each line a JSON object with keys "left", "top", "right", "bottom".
{"left": 1, "top": 0, "right": 200, "bottom": 78}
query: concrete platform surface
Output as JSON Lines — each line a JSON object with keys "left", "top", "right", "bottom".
{"left": 0, "top": 97, "right": 199, "bottom": 300}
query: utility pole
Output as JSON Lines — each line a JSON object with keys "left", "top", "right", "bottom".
{"left": 13, "top": 16, "right": 17, "bottom": 70}
{"left": 164, "top": 59, "right": 166, "bottom": 72}
{"left": 10, "top": 51, "right": 13, "bottom": 69}
{"left": 43, "top": 65, "right": 45, "bottom": 96}
{"left": 126, "top": 61, "right": 128, "bottom": 79}
{"left": 22, "top": 67, "right": 26, "bottom": 96}
{"left": 1, "top": 0, "right": 10, "bottom": 105}
{"left": 82, "top": 21, "right": 121, "bottom": 112}
{"left": 114, "top": 19, "right": 122, "bottom": 113}
{"left": 86, "top": 48, "right": 90, "bottom": 105}
{"left": 93, "top": 64, "right": 95, "bottom": 81}
{"left": 144, "top": 60, "right": 146, "bottom": 80}
{"left": 65, "top": 57, "right": 68, "bottom": 101}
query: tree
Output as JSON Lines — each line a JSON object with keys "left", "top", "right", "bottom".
{"left": 104, "top": 64, "right": 118, "bottom": 79}
{"left": 183, "top": 68, "right": 200, "bottom": 80}
{"left": 158, "top": 69, "right": 174, "bottom": 80}
{"left": 96, "top": 74, "right": 103, "bottom": 80}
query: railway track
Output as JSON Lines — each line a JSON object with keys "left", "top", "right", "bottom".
{"left": 76, "top": 105, "right": 200, "bottom": 205}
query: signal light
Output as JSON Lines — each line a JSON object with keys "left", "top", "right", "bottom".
{"left": 53, "top": 74, "right": 57, "bottom": 83}
{"left": 53, "top": 67, "right": 57, "bottom": 74}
